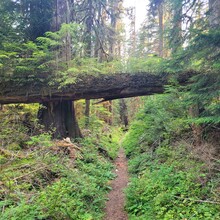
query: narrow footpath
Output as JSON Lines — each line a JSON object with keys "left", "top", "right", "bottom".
{"left": 104, "top": 148, "right": 129, "bottom": 220}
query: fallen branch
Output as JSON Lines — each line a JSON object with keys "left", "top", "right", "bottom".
{"left": 12, "top": 166, "right": 48, "bottom": 181}
{"left": 174, "top": 196, "right": 220, "bottom": 205}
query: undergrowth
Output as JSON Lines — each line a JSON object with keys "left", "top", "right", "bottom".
{"left": 123, "top": 94, "right": 220, "bottom": 220}
{"left": 0, "top": 137, "right": 116, "bottom": 220}
{"left": 0, "top": 105, "right": 121, "bottom": 220}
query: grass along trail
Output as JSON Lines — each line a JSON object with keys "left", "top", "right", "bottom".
{"left": 104, "top": 148, "right": 129, "bottom": 220}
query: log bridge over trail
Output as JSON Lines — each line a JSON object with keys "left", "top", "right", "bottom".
{"left": 0, "top": 72, "right": 193, "bottom": 104}
{"left": 0, "top": 72, "right": 195, "bottom": 138}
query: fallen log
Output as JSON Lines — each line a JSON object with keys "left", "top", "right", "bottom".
{"left": 0, "top": 71, "right": 195, "bottom": 104}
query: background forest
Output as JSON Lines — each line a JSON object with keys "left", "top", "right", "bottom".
{"left": 0, "top": 0, "right": 220, "bottom": 219}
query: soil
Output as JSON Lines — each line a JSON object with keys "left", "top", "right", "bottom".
{"left": 104, "top": 148, "right": 129, "bottom": 220}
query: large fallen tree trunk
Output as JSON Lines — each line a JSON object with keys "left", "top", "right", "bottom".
{"left": 0, "top": 72, "right": 194, "bottom": 104}
{"left": 0, "top": 72, "right": 195, "bottom": 139}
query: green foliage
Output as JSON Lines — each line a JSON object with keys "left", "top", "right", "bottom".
{"left": 0, "top": 23, "right": 124, "bottom": 88}
{"left": 164, "top": 30, "right": 220, "bottom": 73}
{"left": 0, "top": 104, "right": 40, "bottom": 149}
{"left": 125, "top": 144, "right": 220, "bottom": 220}
{"left": 0, "top": 0, "right": 24, "bottom": 47}
{"left": 26, "top": 133, "right": 52, "bottom": 148}
{"left": 0, "top": 23, "right": 84, "bottom": 82}
{"left": 160, "top": 29, "right": 220, "bottom": 132}
{"left": 126, "top": 157, "right": 219, "bottom": 219}
{"left": 123, "top": 90, "right": 220, "bottom": 219}
{"left": 99, "top": 127, "right": 123, "bottom": 159}
{"left": 0, "top": 103, "right": 121, "bottom": 220}
{"left": 125, "top": 56, "right": 165, "bottom": 74}
{"left": 123, "top": 91, "right": 189, "bottom": 157}
{"left": 0, "top": 136, "right": 115, "bottom": 220}
{"left": 187, "top": 72, "right": 220, "bottom": 127}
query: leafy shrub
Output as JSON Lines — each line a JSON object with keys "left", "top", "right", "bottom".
{"left": 123, "top": 92, "right": 188, "bottom": 157}
{"left": 26, "top": 133, "right": 52, "bottom": 148}
{"left": 0, "top": 133, "right": 116, "bottom": 220}
{"left": 0, "top": 104, "right": 39, "bottom": 149}
{"left": 125, "top": 144, "right": 220, "bottom": 220}
{"left": 123, "top": 93, "right": 220, "bottom": 220}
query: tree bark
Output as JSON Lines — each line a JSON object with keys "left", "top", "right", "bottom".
{"left": 158, "top": 3, "right": 164, "bottom": 57}
{"left": 85, "top": 99, "right": 90, "bottom": 128}
{"left": 38, "top": 100, "right": 82, "bottom": 139}
{"left": 189, "top": 104, "right": 203, "bottom": 146}
{"left": 171, "top": 0, "right": 183, "bottom": 53}
{"left": 209, "top": 0, "right": 220, "bottom": 28}
{"left": 119, "top": 99, "right": 128, "bottom": 129}
{"left": 0, "top": 71, "right": 195, "bottom": 104}
{"left": 71, "top": 101, "right": 83, "bottom": 138}
{"left": 108, "top": 100, "right": 113, "bottom": 125}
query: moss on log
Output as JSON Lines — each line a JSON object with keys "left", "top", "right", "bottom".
{"left": 0, "top": 72, "right": 195, "bottom": 104}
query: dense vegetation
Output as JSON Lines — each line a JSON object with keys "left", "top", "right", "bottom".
{"left": 0, "top": 104, "right": 121, "bottom": 219}
{"left": 121, "top": 2, "right": 220, "bottom": 218}
{"left": 123, "top": 93, "right": 220, "bottom": 219}
{"left": 0, "top": 0, "right": 220, "bottom": 219}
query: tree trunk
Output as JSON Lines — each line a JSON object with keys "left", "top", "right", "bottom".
{"left": 209, "top": 0, "right": 220, "bottom": 28}
{"left": 119, "top": 99, "right": 128, "bottom": 129}
{"left": 189, "top": 104, "right": 203, "bottom": 146}
{"left": 108, "top": 100, "right": 113, "bottom": 125}
{"left": 83, "top": 0, "right": 93, "bottom": 128}
{"left": 158, "top": 3, "right": 164, "bottom": 57}
{"left": 171, "top": 0, "right": 182, "bottom": 53}
{"left": 0, "top": 72, "right": 194, "bottom": 104}
{"left": 85, "top": 99, "right": 90, "bottom": 128}
{"left": 64, "top": 101, "right": 82, "bottom": 138}
{"left": 38, "top": 100, "right": 82, "bottom": 139}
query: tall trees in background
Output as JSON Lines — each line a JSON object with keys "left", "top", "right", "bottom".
{"left": 136, "top": 0, "right": 218, "bottom": 58}
{"left": 0, "top": 0, "right": 124, "bottom": 138}
{"left": 145, "top": 0, "right": 219, "bottom": 144}
{"left": 80, "top": 0, "right": 123, "bottom": 127}
{"left": 0, "top": 0, "right": 219, "bottom": 139}
{"left": 21, "top": 0, "right": 54, "bottom": 40}
{"left": 131, "top": 0, "right": 219, "bottom": 144}
{"left": 0, "top": 0, "right": 21, "bottom": 47}
{"left": 34, "top": 0, "right": 82, "bottom": 138}
{"left": 209, "top": 0, "right": 220, "bottom": 27}
{"left": 149, "top": 0, "right": 165, "bottom": 56}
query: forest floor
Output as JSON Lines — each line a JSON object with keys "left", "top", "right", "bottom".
{"left": 104, "top": 148, "right": 129, "bottom": 220}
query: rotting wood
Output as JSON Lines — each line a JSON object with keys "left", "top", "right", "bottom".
{"left": 0, "top": 71, "right": 196, "bottom": 104}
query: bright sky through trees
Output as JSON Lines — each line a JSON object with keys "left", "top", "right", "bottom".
{"left": 123, "top": 0, "right": 148, "bottom": 30}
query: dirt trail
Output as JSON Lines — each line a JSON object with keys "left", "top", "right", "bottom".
{"left": 104, "top": 148, "right": 129, "bottom": 220}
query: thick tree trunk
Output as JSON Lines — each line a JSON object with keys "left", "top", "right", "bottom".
{"left": 0, "top": 71, "right": 195, "bottom": 104}
{"left": 38, "top": 100, "right": 82, "bottom": 139}
{"left": 64, "top": 101, "right": 82, "bottom": 138}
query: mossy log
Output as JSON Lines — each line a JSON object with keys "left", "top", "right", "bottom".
{"left": 0, "top": 72, "right": 194, "bottom": 104}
